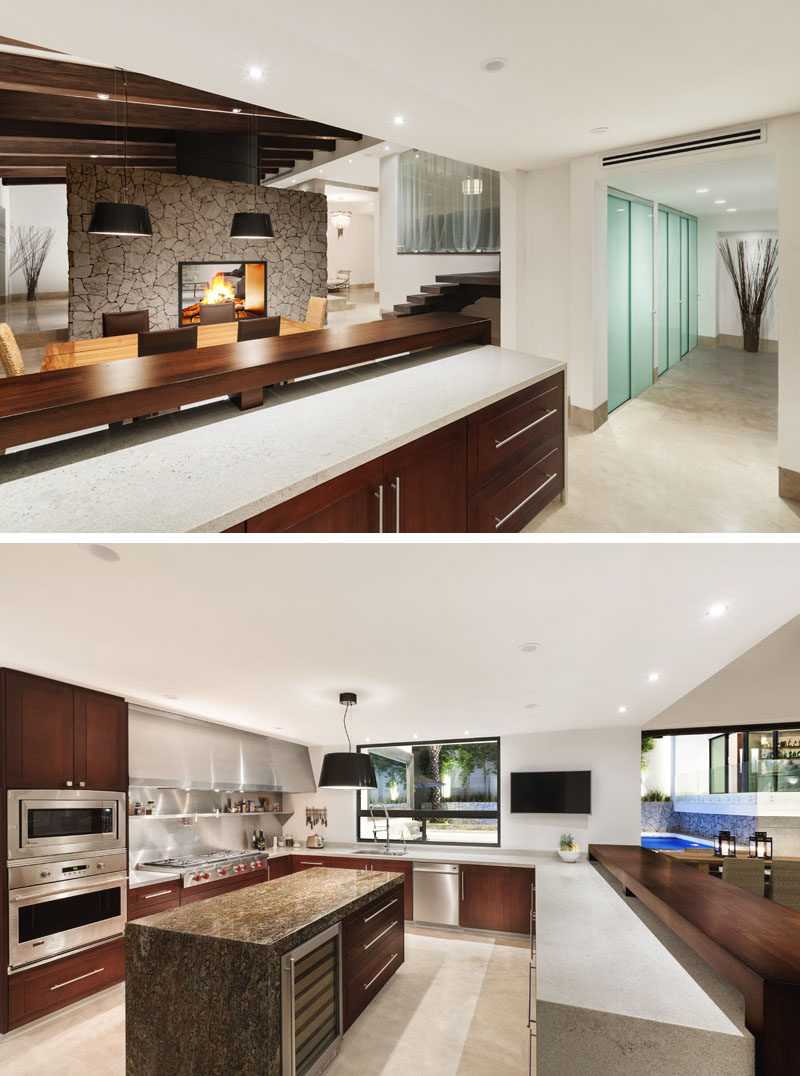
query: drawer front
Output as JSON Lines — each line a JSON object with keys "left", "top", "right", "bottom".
{"left": 344, "top": 916, "right": 403, "bottom": 978}
{"left": 343, "top": 889, "right": 404, "bottom": 950}
{"left": 468, "top": 374, "right": 564, "bottom": 492}
{"left": 293, "top": 856, "right": 331, "bottom": 872}
{"left": 128, "top": 881, "right": 180, "bottom": 919}
{"left": 8, "top": 936, "right": 125, "bottom": 1029}
{"left": 468, "top": 435, "right": 564, "bottom": 533}
{"left": 267, "top": 856, "right": 293, "bottom": 880}
{"left": 343, "top": 925, "right": 404, "bottom": 1030}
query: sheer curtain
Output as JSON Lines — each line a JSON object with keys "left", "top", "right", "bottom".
{"left": 397, "top": 150, "right": 500, "bottom": 254}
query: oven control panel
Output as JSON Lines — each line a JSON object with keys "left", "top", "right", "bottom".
{"left": 9, "top": 850, "right": 128, "bottom": 892}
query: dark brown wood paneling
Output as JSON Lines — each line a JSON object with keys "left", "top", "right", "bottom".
{"left": 4, "top": 670, "right": 74, "bottom": 789}
{"left": 358, "top": 860, "right": 413, "bottom": 920}
{"left": 342, "top": 884, "right": 405, "bottom": 1031}
{"left": 247, "top": 459, "right": 383, "bottom": 533}
{"left": 506, "top": 868, "right": 536, "bottom": 935}
{"left": 127, "top": 881, "right": 181, "bottom": 920}
{"left": 459, "top": 865, "right": 508, "bottom": 932}
{"left": 267, "top": 857, "right": 293, "bottom": 881}
{"left": 468, "top": 435, "right": 564, "bottom": 533}
{"left": 8, "top": 937, "right": 125, "bottom": 1029}
{"left": 382, "top": 420, "right": 467, "bottom": 534}
{"left": 73, "top": 688, "right": 128, "bottom": 792}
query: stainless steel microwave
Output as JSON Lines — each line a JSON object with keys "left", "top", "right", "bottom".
{"left": 7, "top": 789, "right": 126, "bottom": 862}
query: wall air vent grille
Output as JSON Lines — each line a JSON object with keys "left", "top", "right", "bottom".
{"left": 602, "top": 127, "right": 765, "bottom": 168}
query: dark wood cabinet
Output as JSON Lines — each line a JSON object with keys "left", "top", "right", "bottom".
{"left": 342, "top": 885, "right": 405, "bottom": 1031}
{"left": 2, "top": 670, "right": 127, "bottom": 792}
{"left": 267, "top": 856, "right": 293, "bottom": 881}
{"left": 246, "top": 459, "right": 384, "bottom": 533}
{"left": 382, "top": 422, "right": 466, "bottom": 533}
{"left": 460, "top": 865, "right": 536, "bottom": 934}
{"left": 358, "top": 858, "right": 414, "bottom": 920}
{"left": 128, "top": 880, "right": 181, "bottom": 920}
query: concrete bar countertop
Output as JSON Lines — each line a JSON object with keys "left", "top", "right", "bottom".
{"left": 0, "top": 343, "right": 565, "bottom": 533}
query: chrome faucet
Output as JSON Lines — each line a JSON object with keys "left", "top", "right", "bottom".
{"left": 369, "top": 803, "right": 391, "bottom": 853}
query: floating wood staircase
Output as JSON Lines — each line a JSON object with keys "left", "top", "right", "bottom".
{"left": 383, "top": 271, "right": 500, "bottom": 319}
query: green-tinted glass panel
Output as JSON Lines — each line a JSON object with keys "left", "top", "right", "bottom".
{"left": 630, "top": 201, "right": 654, "bottom": 397}
{"left": 710, "top": 734, "right": 727, "bottom": 794}
{"left": 688, "top": 218, "right": 698, "bottom": 351}
{"left": 680, "top": 216, "right": 689, "bottom": 355}
{"left": 607, "top": 195, "right": 630, "bottom": 412}
{"left": 657, "top": 209, "right": 668, "bottom": 376}
{"left": 667, "top": 213, "right": 682, "bottom": 368}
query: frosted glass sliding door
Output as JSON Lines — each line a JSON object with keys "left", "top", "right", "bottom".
{"left": 657, "top": 209, "right": 668, "bottom": 376}
{"left": 607, "top": 195, "right": 631, "bottom": 413}
{"left": 680, "top": 216, "right": 689, "bottom": 355}
{"left": 667, "top": 212, "right": 682, "bottom": 369}
{"left": 630, "top": 201, "right": 654, "bottom": 397}
{"left": 688, "top": 218, "right": 698, "bottom": 351}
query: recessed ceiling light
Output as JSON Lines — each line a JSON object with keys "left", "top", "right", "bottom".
{"left": 384, "top": 145, "right": 390, "bottom": 151}
{"left": 618, "top": 706, "right": 627, "bottom": 714}
{"left": 696, "top": 187, "right": 709, "bottom": 193}
{"left": 706, "top": 603, "right": 728, "bottom": 618}
{"left": 714, "top": 199, "right": 726, "bottom": 205}
{"left": 164, "top": 694, "right": 178, "bottom": 701}
{"left": 647, "top": 672, "right": 661, "bottom": 683}
{"left": 365, "top": 736, "right": 371, "bottom": 743}
{"left": 464, "top": 729, "right": 470, "bottom": 736}
{"left": 413, "top": 733, "right": 418, "bottom": 740}
{"left": 348, "top": 159, "right": 353, "bottom": 163}
{"left": 248, "top": 66, "right": 263, "bottom": 79}
{"left": 85, "top": 544, "right": 120, "bottom": 562}
{"left": 726, "top": 207, "right": 738, "bottom": 213}
{"left": 97, "top": 92, "right": 110, "bottom": 100}
{"left": 90, "top": 154, "right": 98, "bottom": 159}
{"left": 394, "top": 116, "right": 404, "bottom": 126}
{"left": 518, "top": 642, "right": 541, "bottom": 653}
{"left": 524, "top": 703, "right": 538, "bottom": 710}
{"left": 232, "top": 107, "right": 242, "bottom": 113}
{"left": 589, "top": 126, "right": 609, "bottom": 135}
{"left": 481, "top": 57, "right": 507, "bottom": 72}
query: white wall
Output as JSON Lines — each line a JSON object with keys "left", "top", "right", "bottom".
{"left": 377, "top": 153, "right": 499, "bottom": 311}
{"left": 284, "top": 745, "right": 356, "bottom": 845}
{"left": 717, "top": 227, "right": 779, "bottom": 340}
{"left": 697, "top": 210, "right": 778, "bottom": 340}
{"left": 326, "top": 212, "right": 374, "bottom": 286}
{"left": 674, "top": 734, "right": 713, "bottom": 796}
{"left": 7, "top": 183, "right": 69, "bottom": 296}
{"left": 642, "top": 735, "right": 672, "bottom": 797}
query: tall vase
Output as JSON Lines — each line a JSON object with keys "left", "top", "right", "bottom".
{"left": 741, "top": 313, "right": 761, "bottom": 353}
{"left": 25, "top": 280, "right": 37, "bottom": 302}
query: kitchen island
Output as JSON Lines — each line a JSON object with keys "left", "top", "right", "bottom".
{"left": 126, "top": 867, "right": 404, "bottom": 1076}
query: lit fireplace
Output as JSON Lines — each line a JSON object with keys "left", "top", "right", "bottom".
{"left": 178, "top": 261, "right": 268, "bottom": 325}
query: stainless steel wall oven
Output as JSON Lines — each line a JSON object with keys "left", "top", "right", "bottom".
{"left": 7, "top": 789, "right": 126, "bottom": 861}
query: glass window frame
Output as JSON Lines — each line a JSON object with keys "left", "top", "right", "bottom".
{"left": 355, "top": 735, "right": 501, "bottom": 848}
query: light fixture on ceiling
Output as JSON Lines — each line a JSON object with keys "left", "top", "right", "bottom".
{"left": 164, "top": 694, "right": 178, "bottom": 701}
{"left": 97, "top": 92, "right": 110, "bottom": 100}
{"left": 230, "top": 101, "right": 275, "bottom": 239}
{"left": 330, "top": 209, "right": 352, "bottom": 238}
{"left": 383, "top": 145, "right": 390, "bottom": 151}
{"left": 248, "top": 66, "right": 263, "bottom": 79}
{"left": 88, "top": 71, "right": 152, "bottom": 237}
{"left": 90, "top": 154, "right": 98, "bottom": 159}
{"left": 714, "top": 199, "right": 727, "bottom": 205}
{"left": 394, "top": 116, "right": 405, "bottom": 126}
{"left": 318, "top": 692, "right": 377, "bottom": 789}
{"left": 589, "top": 126, "right": 609, "bottom": 135}
{"left": 85, "top": 543, "right": 120, "bottom": 562}
{"left": 524, "top": 703, "right": 538, "bottom": 710}
{"left": 726, "top": 207, "right": 738, "bottom": 213}
{"left": 462, "top": 178, "right": 483, "bottom": 196}
{"left": 413, "top": 733, "right": 418, "bottom": 740}
{"left": 232, "top": 107, "right": 242, "bottom": 113}
{"left": 647, "top": 672, "right": 661, "bottom": 683}
{"left": 618, "top": 706, "right": 627, "bottom": 714}
{"left": 464, "top": 729, "right": 470, "bottom": 736}
{"left": 481, "top": 57, "right": 507, "bottom": 72}
{"left": 518, "top": 642, "right": 540, "bottom": 653}
{"left": 696, "top": 187, "right": 709, "bottom": 193}
{"left": 706, "top": 603, "right": 728, "bottom": 618}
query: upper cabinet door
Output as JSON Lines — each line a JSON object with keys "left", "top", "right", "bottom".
{"left": 383, "top": 421, "right": 467, "bottom": 533}
{"left": 73, "top": 688, "right": 128, "bottom": 792}
{"left": 4, "top": 670, "right": 75, "bottom": 789}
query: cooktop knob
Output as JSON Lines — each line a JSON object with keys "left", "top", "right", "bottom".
{"left": 193, "top": 875, "right": 202, "bottom": 882}
{"left": 219, "top": 869, "right": 227, "bottom": 876}
{"left": 203, "top": 873, "right": 209, "bottom": 880}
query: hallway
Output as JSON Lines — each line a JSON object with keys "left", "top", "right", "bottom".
{"left": 527, "top": 347, "right": 800, "bottom": 533}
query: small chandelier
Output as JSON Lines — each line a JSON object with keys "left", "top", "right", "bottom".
{"left": 462, "top": 178, "right": 483, "bottom": 196}
{"left": 318, "top": 692, "right": 377, "bottom": 789}
{"left": 748, "top": 831, "right": 773, "bottom": 858}
{"left": 330, "top": 210, "right": 352, "bottom": 238}
{"left": 714, "top": 830, "right": 737, "bottom": 857}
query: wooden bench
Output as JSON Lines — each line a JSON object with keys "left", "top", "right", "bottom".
{"left": 589, "top": 843, "right": 800, "bottom": 1076}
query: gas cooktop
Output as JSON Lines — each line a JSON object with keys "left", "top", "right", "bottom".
{"left": 139, "top": 849, "right": 267, "bottom": 888}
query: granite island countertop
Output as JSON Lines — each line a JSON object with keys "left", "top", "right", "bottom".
{"left": 0, "top": 342, "right": 565, "bottom": 533}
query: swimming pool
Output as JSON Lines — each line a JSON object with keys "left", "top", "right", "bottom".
{"left": 641, "top": 835, "right": 712, "bottom": 850}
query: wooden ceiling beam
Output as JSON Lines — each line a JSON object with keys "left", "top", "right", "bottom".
{"left": 259, "top": 136, "right": 336, "bottom": 152}
{"left": 260, "top": 150, "right": 312, "bottom": 161}
{"left": 2, "top": 177, "right": 67, "bottom": 185}
{"left": 0, "top": 139, "right": 174, "bottom": 156}
{"left": 0, "top": 118, "right": 176, "bottom": 143}
{"left": 261, "top": 160, "right": 295, "bottom": 170}
{"left": 0, "top": 164, "right": 175, "bottom": 178}
{"left": 0, "top": 155, "right": 175, "bottom": 167}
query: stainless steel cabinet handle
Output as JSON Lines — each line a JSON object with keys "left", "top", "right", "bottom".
{"left": 390, "top": 476, "right": 400, "bottom": 532}
{"left": 144, "top": 889, "right": 174, "bottom": 900}
{"left": 527, "top": 962, "right": 532, "bottom": 1028}
{"left": 300, "top": 860, "right": 321, "bottom": 866}
{"left": 494, "top": 473, "right": 557, "bottom": 530}
{"left": 363, "top": 920, "right": 399, "bottom": 950}
{"left": 65, "top": 780, "right": 73, "bottom": 788}
{"left": 461, "top": 871, "right": 465, "bottom": 901}
{"left": 494, "top": 409, "right": 557, "bottom": 449}
{"left": 364, "top": 951, "right": 398, "bottom": 991}
{"left": 79, "top": 781, "right": 85, "bottom": 788}
{"left": 51, "top": 966, "right": 104, "bottom": 991}
{"left": 375, "top": 484, "right": 384, "bottom": 533}
{"left": 364, "top": 897, "right": 398, "bottom": 924}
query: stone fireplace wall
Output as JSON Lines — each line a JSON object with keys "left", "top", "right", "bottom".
{"left": 66, "top": 163, "right": 327, "bottom": 338}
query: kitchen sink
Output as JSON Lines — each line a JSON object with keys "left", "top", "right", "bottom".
{"left": 350, "top": 847, "right": 409, "bottom": 857}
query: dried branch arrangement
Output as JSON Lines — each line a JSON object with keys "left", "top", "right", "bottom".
{"left": 9, "top": 224, "right": 55, "bottom": 302}
{"left": 718, "top": 236, "right": 778, "bottom": 353}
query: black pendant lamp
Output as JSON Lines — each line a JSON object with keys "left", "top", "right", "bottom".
{"left": 88, "top": 70, "right": 151, "bottom": 237}
{"left": 230, "top": 103, "right": 274, "bottom": 240}
{"left": 318, "top": 692, "right": 377, "bottom": 789}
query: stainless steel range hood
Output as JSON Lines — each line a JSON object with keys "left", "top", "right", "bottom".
{"left": 129, "top": 706, "right": 316, "bottom": 793}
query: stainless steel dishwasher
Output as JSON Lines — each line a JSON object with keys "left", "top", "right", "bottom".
{"left": 412, "top": 862, "right": 460, "bottom": 925}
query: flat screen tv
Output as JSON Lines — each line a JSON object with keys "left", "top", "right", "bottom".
{"left": 510, "top": 771, "right": 591, "bottom": 814}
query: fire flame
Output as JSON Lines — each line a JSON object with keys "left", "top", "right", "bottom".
{"left": 201, "top": 272, "right": 236, "bottom": 305}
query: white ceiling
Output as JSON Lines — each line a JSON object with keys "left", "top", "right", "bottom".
{"left": 615, "top": 155, "right": 778, "bottom": 219}
{"left": 4, "top": 2, "right": 800, "bottom": 171}
{"left": 0, "top": 543, "right": 798, "bottom": 746}
{"left": 326, "top": 184, "right": 375, "bottom": 214}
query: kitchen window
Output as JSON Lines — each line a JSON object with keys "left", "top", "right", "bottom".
{"left": 356, "top": 737, "right": 500, "bottom": 846}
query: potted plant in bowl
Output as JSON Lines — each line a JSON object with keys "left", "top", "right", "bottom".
{"left": 558, "top": 833, "right": 581, "bottom": 862}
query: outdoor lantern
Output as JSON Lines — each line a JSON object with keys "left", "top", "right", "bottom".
{"left": 749, "top": 831, "right": 773, "bottom": 858}
{"left": 318, "top": 692, "right": 377, "bottom": 790}
{"left": 714, "top": 830, "right": 736, "bottom": 857}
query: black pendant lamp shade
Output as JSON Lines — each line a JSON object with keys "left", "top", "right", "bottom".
{"left": 88, "top": 201, "right": 152, "bottom": 237}
{"left": 230, "top": 211, "right": 274, "bottom": 239}
{"left": 318, "top": 692, "right": 377, "bottom": 790}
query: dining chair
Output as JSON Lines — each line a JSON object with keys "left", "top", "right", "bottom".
{"left": 137, "top": 325, "right": 198, "bottom": 357}
{"left": 199, "top": 302, "right": 236, "bottom": 325}
{"left": 722, "top": 858, "right": 765, "bottom": 896}
{"left": 305, "top": 296, "right": 328, "bottom": 329}
{"left": 0, "top": 323, "right": 25, "bottom": 377}
{"left": 102, "top": 309, "right": 150, "bottom": 337}
{"left": 769, "top": 860, "right": 800, "bottom": 911}
{"left": 237, "top": 315, "right": 281, "bottom": 342}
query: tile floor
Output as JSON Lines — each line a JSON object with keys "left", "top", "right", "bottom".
{"left": 526, "top": 346, "right": 800, "bottom": 533}
{"left": 0, "top": 928, "right": 532, "bottom": 1076}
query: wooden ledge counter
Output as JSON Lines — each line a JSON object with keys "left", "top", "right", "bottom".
{"left": 126, "top": 867, "right": 404, "bottom": 1076}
